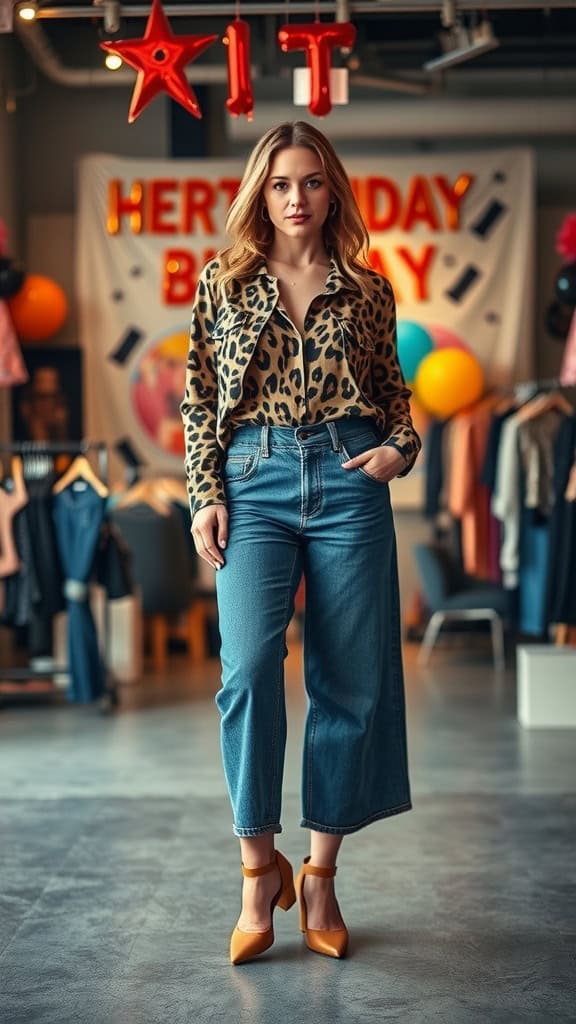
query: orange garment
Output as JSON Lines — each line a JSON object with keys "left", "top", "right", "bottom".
{"left": 448, "top": 396, "right": 500, "bottom": 579}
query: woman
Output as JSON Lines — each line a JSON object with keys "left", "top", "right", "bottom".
{"left": 180, "top": 121, "right": 421, "bottom": 965}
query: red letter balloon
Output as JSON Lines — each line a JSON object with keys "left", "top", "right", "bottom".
{"left": 223, "top": 19, "right": 254, "bottom": 120}
{"left": 278, "top": 22, "right": 356, "bottom": 117}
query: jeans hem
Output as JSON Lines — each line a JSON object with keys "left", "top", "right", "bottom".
{"left": 300, "top": 801, "right": 412, "bottom": 835}
{"left": 233, "top": 823, "right": 283, "bottom": 837}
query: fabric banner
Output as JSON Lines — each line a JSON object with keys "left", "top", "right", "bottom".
{"left": 76, "top": 149, "right": 535, "bottom": 506}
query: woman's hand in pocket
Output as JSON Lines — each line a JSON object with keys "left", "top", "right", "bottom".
{"left": 191, "top": 503, "right": 228, "bottom": 569}
{"left": 341, "top": 445, "right": 406, "bottom": 482}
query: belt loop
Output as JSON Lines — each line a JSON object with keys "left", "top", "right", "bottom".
{"left": 326, "top": 421, "right": 340, "bottom": 452}
{"left": 261, "top": 424, "right": 270, "bottom": 458}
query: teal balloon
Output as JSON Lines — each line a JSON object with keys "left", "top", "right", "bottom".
{"left": 396, "top": 320, "right": 434, "bottom": 383}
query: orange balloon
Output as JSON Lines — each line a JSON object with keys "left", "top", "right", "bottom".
{"left": 7, "top": 274, "right": 68, "bottom": 341}
{"left": 415, "top": 347, "right": 484, "bottom": 419}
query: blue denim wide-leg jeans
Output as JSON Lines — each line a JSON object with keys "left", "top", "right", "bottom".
{"left": 215, "top": 417, "right": 412, "bottom": 837}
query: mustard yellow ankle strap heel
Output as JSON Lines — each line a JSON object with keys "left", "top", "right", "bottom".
{"left": 230, "top": 850, "right": 296, "bottom": 965}
{"left": 294, "top": 856, "right": 349, "bottom": 959}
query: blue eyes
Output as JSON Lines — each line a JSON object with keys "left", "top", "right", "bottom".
{"left": 272, "top": 179, "right": 322, "bottom": 191}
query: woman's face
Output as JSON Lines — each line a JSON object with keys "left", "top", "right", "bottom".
{"left": 262, "top": 145, "right": 331, "bottom": 241}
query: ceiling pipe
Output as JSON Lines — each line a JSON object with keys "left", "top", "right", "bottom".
{"left": 22, "top": 0, "right": 576, "bottom": 16}
{"left": 15, "top": 20, "right": 255, "bottom": 86}
{"left": 226, "top": 98, "right": 576, "bottom": 139}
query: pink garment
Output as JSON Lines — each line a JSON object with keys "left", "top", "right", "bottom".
{"left": 0, "top": 466, "right": 29, "bottom": 614}
{"left": 0, "top": 472, "right": 28, "bottom": 577}
{"left": 0, "top": 301, "right": 28, "bottom": 388}
{"left": 560, "top": 311, "right": 576, "bottom": 387}
{"left": 448, "top": 397, "right": 499, "bottom": 580}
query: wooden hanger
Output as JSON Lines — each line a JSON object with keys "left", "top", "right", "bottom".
{"left": 11, "top": 455, "right": 23, "bottom": 484}
{"left": 52, "top": 455, "right": 109, "bottom": 498}
{"left": 493, "top": 394, "right": 518, "bottom": 416}
{"left": 152, "top": 476, "right": 189, "bottom": 507}
{"left": 10, "top": 455, "right": 27, "bottom": 498}
{"left": 514, "top": 390, "right": 574, "bottom": 425}
{"left": 115, "top": 478, "right": 171, "bottom": 516}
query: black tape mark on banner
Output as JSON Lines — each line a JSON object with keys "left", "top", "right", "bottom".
{"left": 445, "top": 265, "right": 481, "bottom": 303}
{"left": 115, "top": 437, "right": 146, "bottom": 467}
{"left": 109, "top": 328, "right": 144, "bottom": 365}
{"left": 471, "top": 200, "right": 507, "bottom": 239}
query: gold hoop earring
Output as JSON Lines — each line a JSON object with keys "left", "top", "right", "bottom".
{"left": 261, "top": 207, "right": 270, "bottom": 222}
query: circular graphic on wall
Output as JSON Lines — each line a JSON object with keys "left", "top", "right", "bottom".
{"left": 130, "top": 328, "right": 188, "bottom": 456}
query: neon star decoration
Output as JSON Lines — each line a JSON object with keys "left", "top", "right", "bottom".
{"left": 100, "top": 0, "right": 218, "bottom": 123}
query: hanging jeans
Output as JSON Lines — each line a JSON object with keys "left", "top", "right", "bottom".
{"left": 52, "top": 484, "right": 107, "bottom": 703}
{"left": 214, "top": 416, "right": 412, "bottom": 837}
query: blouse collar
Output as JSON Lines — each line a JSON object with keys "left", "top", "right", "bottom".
{"left": 255, "top": 256, "right": 351, "bottom": 295}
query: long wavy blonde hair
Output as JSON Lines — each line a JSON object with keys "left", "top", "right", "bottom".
{"left": 213, "top": 121, "right": 373, "bottom": 299}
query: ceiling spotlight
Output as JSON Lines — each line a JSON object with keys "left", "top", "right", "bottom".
{"left": 16, "top": 2, "right": 38, "bottom": 22}
{"left": 105, "top": 53, "right": 123, "bottom": 71}
{"left": 423, "top": 18, "right": 499, "bottom": 72}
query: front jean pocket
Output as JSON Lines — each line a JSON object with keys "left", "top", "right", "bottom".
{"left": 340, "top": 434, "right": 390, "bottom": 486}
{"left": 223, "top": 449, "right": 260, "bottom": 482}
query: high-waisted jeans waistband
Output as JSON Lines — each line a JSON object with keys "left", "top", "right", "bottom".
{"left": 228, "top": 416, "right": 382, "bottom": 458}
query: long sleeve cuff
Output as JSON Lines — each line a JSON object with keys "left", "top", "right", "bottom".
{"left": 381, "top": 426, "right": 421, "bottom": 477}
{"left": 184, "top": 458, "right": 227, "bottom": 520}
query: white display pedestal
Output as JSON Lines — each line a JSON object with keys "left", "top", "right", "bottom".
{"left": 54, "top": 586, "right": 143, "bottom": 685}
{"left": 517, "top": 645, "right": 576, "bottom": 728}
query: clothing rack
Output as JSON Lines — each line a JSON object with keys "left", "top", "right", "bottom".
{"left": 0, "top": 440, "right": 108, "bottom": 478}
{"left": 0, "top": 441, "right": 118, "bottom": 712}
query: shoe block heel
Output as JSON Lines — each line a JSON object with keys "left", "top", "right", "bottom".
{"left": 275, "top": 850, "right": 296, "bottom": 911}
{"left": 298, "top": 900, "right": 306, "bottom": 933}
{"left": 277, "top": 880, "right": 296, "bottom": 911}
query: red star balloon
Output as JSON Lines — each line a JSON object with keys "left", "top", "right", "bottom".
{"left": 100, "top": 0, "right": 218, "bottom": 123}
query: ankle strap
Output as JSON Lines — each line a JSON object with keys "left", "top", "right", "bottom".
{"left": 301, "top": 857, "right": 337, "bottom": 878}
{"left": 241, "top": 855, "right": 277, "bottom": 878}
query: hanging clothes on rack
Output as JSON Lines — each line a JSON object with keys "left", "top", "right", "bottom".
{"left": 0, "top": 301, "right": 28, "bottom": 388}
{"left": 52, "top": 459, "right": 109, "bottom": 704}
{"left": 0, "top": 442, "right": 129, "bottom": 710}
{"left": 24, "top": 472, "right": 66, "bottom": 656}
{"left": 492, "top": 391, "right": 574, "bottom": 636}
{"left": 448, "top": 395, "right": 501, "bottom": 581}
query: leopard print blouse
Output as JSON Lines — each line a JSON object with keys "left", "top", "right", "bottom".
{"left": 180, "top": 256, "right": 421, "bottom": 518}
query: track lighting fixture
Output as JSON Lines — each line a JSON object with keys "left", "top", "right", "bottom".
{"left": 423, "top": 15, "right": 499, "bottom": 72}
{"left": 16, "top": 1, "right": 38, "bottom": 22}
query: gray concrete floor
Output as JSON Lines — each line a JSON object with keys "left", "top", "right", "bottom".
{"left": 0, "top": 637, "right": 575, "bottom": 1024}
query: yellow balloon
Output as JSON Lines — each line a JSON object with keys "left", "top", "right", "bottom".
{"left": 415, "top": 347, "right": 484, "bottom": 419}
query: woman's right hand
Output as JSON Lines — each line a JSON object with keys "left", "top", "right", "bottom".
{"left": 191, "top": 503, "right": 228, "bottom": 570}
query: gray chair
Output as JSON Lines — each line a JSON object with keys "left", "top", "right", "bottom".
{"left": 413, "top": 543, "right": 509, "bottom": 671}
